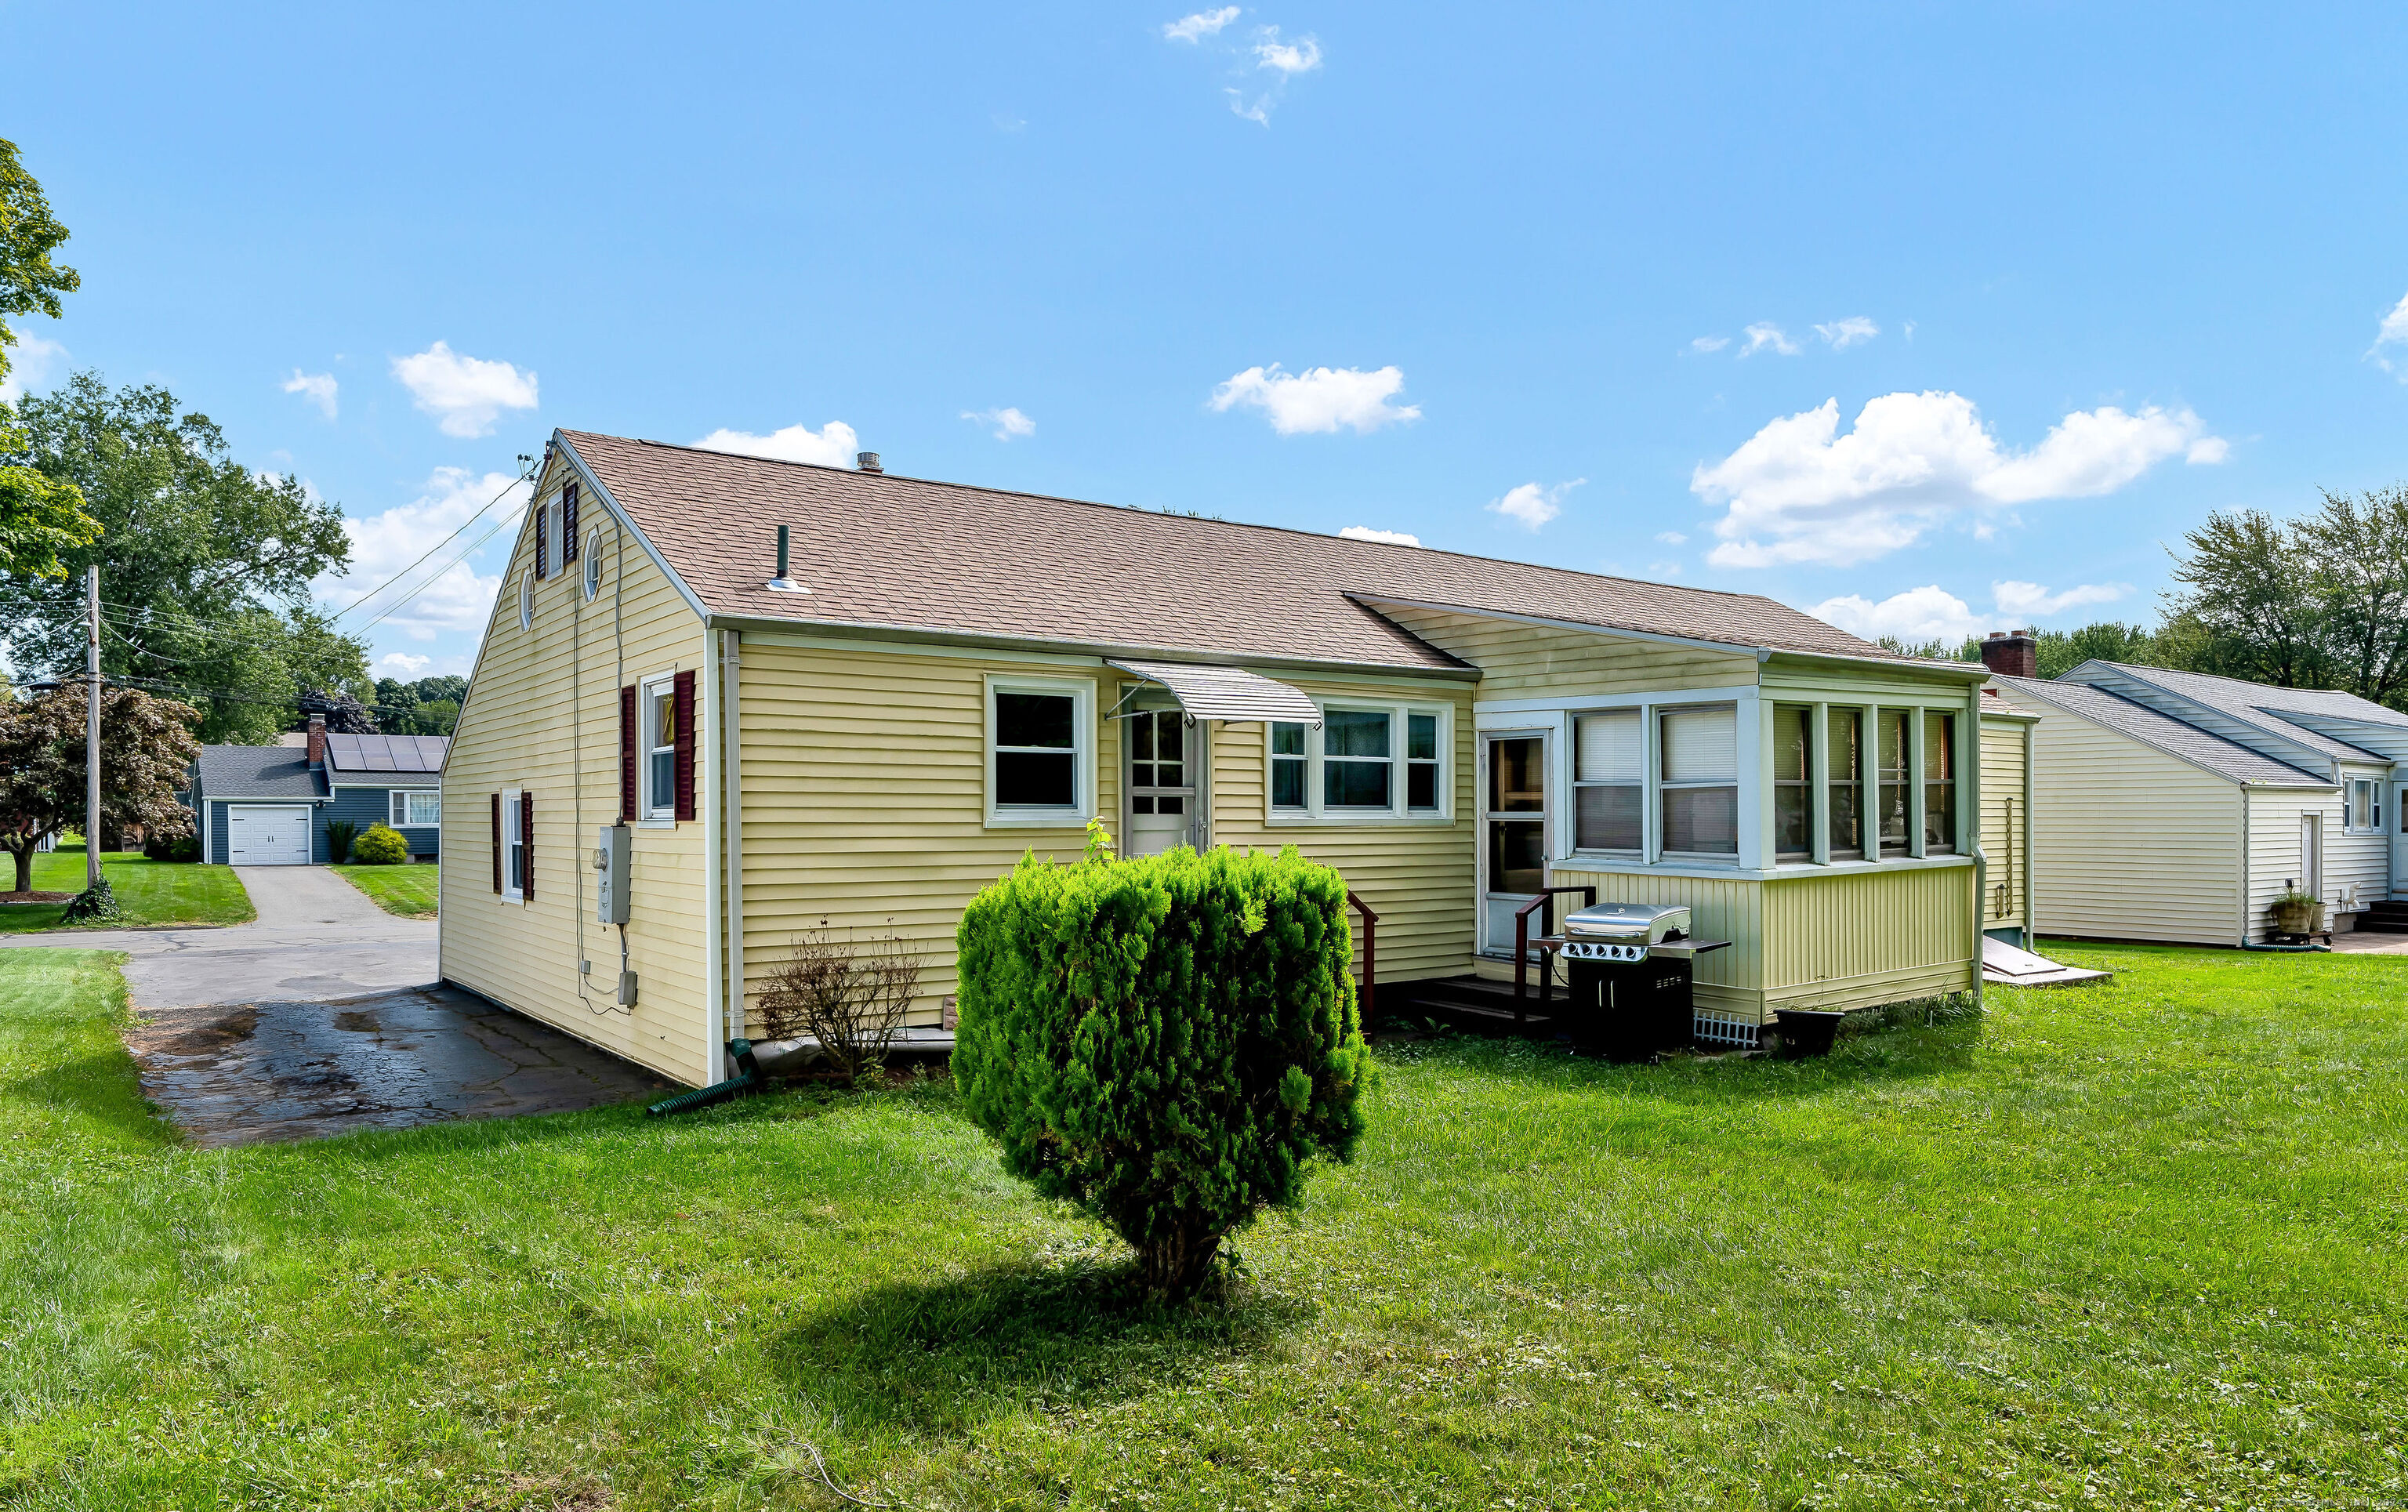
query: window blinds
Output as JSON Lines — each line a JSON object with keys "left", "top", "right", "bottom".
{"left": 1576, "top": 709, "right": 1642, "bottom": 782}
{"left": 1660, "top": 705, "right": 1737, "bottom": 783}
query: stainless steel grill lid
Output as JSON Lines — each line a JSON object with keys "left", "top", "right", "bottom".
{"left": 1562, "top": 903, "right": 1692, "bottom": 943}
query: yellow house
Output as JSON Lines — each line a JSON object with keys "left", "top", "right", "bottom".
{"left": 440, "top": 431, "right": 2033, "bottom": 1086}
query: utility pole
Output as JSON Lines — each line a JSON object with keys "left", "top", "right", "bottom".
{"left": 85, "top": 564, "right": 100, "bottom": 889}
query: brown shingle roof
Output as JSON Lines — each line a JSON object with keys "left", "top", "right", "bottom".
{"left": 561, "top": 430, "right": 1898, "bottom": 672}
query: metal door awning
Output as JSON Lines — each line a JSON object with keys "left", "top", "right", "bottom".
{"left": 1105, "top": 660, "right": 1322, "bottom": 726}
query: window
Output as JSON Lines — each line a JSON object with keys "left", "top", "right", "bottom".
{"left": 1130, "top": 709, "right": 1188, "bottom": 815}
{"left": 1659, "top": 705, "right": 1738, "bottom": 856}
{"left": 988, "top": 678, "right": 1090, "bottom": 821}
{"left": 2348, "top": 778, "right": 2378, "bottom": 832}
{"left": 502, "top": 792, "right": 525, "bottom": 900}
{"left": 1772, "top": 705, "right": 1812, "bottom": 861}
{"left": 643, "top": 680, "right": 678, "bottom": 819}
{"left": 1827, "top": 708, "right": 1863, "bottom": 860}
{"left": 1922, "top": 712, "right": 1956, "bottom": 854}
{"left": 1875, "top": 709, "right": 1910, "bottom": 857}
{"left": 1271, "top": 721, "right": 1308, "bottom": 809}
{"left": 1407, "top": 712, "right": 1441, "bottom": 811}
{"left": 517, "top": 571, "right": 533, "bottom": 631}
{"left": 390, "top": 791, "right": 441, "bottom": 828}
{"left": 582, "top": 531, "right": 602, "bottom": 600}
{"left": 1323, "top": 709, "right": 1393, "bottom": 809}
{"left": 546, "top": 499, "right": 564, "bottom": 576}
{"left": 1572, "top": 709, "right": 1641, "bottom": 851}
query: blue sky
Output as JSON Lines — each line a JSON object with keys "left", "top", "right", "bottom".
{"left": 8, "top": 2, "right": 2407, "bottom": 681}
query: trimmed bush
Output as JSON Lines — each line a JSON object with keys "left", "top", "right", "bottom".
{"left": 325, "top": 818, "right": 359, "bottom": 864}
{"left": 167, "top": 836, "right": 201, "bottom": 863}
{"left": 953, "top": 836, "right": 1370, "bottom": 1300}
{"left": 349, "top": 824, "right": 409, "bottom": 865}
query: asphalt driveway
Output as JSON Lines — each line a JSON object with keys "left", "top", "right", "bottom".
{"left": 0, "top": 865, "right": 662, "bottom": 1145}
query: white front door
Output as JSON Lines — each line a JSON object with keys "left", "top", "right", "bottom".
{"left": 1125, "top": 709, "right": 1199, "bottom": 858}
{"left": 2300, "top": 812, "right": 2323, "bottom": 902}
{"left": 227, "top": 805, "right": 312, "bottom": 865}
{"left": 1480, "top": 731, "right": 1549, "bottom": 955}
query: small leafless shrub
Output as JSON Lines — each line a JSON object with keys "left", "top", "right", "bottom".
{"left": 756, "top": 921, "right": 923, "bottom": 1083}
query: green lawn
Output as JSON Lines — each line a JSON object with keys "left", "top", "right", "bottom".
{"left": 2, "top": 941, "right": 2403, "bottom": 1510}
{"left": 331, "top": 861, "right": 440, "bottom": 919}
{"left": 0, "top": 844, "right": 254, "bottom": 932}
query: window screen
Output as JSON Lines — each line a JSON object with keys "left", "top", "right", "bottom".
{"left": 1660, "top": 706, "right": 1738, "bottom": 855}
{"left": 1573, "top": 709, "right": 1641, "bottom": 851}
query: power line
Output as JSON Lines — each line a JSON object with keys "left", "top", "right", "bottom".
{"left": 326, "top": 466, "right": 533, "bottom": 621}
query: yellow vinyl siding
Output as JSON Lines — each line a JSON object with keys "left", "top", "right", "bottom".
{"left": 2024, "top": 701, "right": 2247, "bottom": 946}
{"left": 1978, "top": 713, "right": 2031, "bottom": 935}
{"left": 1536, "top": 868, "right": 1763, "bottom": 1013}
{"left": 1370, "top": 604, "right": 1759, "bottom": 698}
{"left": 441, "top": 458, "right": 714, "bottom": 1085}
{"left": 730, "top": 640, "right": 1117, "bottom": 1035}
{"left": 1206, "top": 675, "right": 1478, "bottom": 986}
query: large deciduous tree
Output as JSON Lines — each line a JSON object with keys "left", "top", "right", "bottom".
{"left": 0, "top": 138, "right": 105, "bottom": 581}
{"left": 0, "top": 683, "right": 200, "bottom": 894}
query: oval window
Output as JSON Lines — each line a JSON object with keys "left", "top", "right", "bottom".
{"left": 582, "top": 531, "right": 602, "bottom": 600}
{"left": 518, "top": 571, "right": 534, "bottom": 631}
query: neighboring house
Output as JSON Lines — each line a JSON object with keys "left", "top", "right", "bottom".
{"left": 187, "top": 717, "right": 448, "bottom": 865}
{"left": 1984, "top": 640, "right": 2405, "bottom": 945}
{"left": 441, "top": 430, "right": 2036, "bottom": 1088}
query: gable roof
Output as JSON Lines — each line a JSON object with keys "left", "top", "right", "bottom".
{"left": 2069, "top": 662, "right": 2400, "bottom": 763}
{"left": 193, "top": 745, "right": 323, "bottom": 801}
{"left": 325, "top": 733, "right": 448, "bottom": 778}
{"left": 557, "top": 430, "right": 1902, "bottom": 673}
{"left": 1997, "top": 676, "right": 2331, "bottom": 787}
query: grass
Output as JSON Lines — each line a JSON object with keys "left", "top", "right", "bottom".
{"left": 331, "top": 861, "right": 440, "bottom": 919}
{"left": 2, "top": 940, "right": 2403, "bottom": 1510}
{"left": 0, "top": 843, "right": 254, "bottom": 933}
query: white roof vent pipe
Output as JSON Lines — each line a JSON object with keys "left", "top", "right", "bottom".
{"left": 855, "top": 451, "right": 883, "bottom": 473}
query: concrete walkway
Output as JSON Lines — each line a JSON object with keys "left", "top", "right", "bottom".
{"left": 0, "top": 865, "right": 662, "bottom": 1144}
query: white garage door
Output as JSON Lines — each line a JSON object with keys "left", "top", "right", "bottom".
{"left": 227, "top": 805, "right": 312, "bottom": 865}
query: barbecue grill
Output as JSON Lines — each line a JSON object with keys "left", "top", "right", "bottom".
{"left": 1558, "top": 903, "right": 1732, "bottom": 1059}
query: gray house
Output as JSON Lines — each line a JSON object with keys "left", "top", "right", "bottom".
{"left": 187, "top": 716, "right": 448, "bottom": 865}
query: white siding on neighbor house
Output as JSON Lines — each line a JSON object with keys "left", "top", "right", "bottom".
{"left": 2247, "top": 778, "right": 2385, "bottom": 941}
{"left": 1978, "top": 713, "right": 2032, "bottom": 937}
{"left": 2025, "top": 698, "right": 2250, "bottom": 946}
{"left": 440, "top": 456, "right": 716, "bottom": 1086}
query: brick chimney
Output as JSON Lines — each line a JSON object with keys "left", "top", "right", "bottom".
{"left": 306, "top": 712, "right": 328, "bottom": 768}
{"left": 1978, "top": 631, "right": 2037, "bottom": 680}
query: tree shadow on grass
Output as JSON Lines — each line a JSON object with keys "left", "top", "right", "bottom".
{"left": 769, "top": 1253, "right": 1313, "bottom": 1435}
{"left": 0, "top": 1049, "right": 182, "bottom": 1150}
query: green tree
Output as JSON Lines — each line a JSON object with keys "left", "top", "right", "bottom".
{"left": 2294, "top": 484, "right": 2408, "bottom": 707}
{"left": 0, "top": 683, "right": 199, "bottom": 893}
{"left": 373, "top": 674, "right": 468, "bottom": 734}
{"left": 2033, "top": 622, "right": 2160, "bottom": 680}
{"left": 5, "top": 373, "right": 367, "bottom": 741}
{"left": 0, "top": 137, "right": 78, "bottom": 390}
{"left": 0, "top": 139, "right": 104, "bottom": 580}
{"left": 2163, "top": 509, "right": 2329, "bottom": 690}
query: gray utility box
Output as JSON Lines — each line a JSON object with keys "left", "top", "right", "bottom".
{"left": 594, "top": 824, "right": 631, "bottom": 925}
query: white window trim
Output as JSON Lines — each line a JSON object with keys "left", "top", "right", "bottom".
{"left": 2345, "top": 776, "right": 2380, "bottom": 834}
{"left": 545, "top": 498, "right": 565, "bottom": 577}
{"left": 1264, "top": 700, "right": 1454, "bottom": 825}
{"left": 517, "top": 571, "right": 533, "bottom": 631}
{"left": 582, "top": 529, "right": 603, "bottom": 601}
{"left": 1567, "top": 707, "right": 1645, "bottom": 859}
{"left": 639, "top": 673, "right": 680, "bottom": 828}
{"left": 501, "top": 787, "right": 526, "bottom": 903}
{"left": 983, "top": 673, "right": 1096, "bottom": 829}
{"left": 390, "top": 790, "right": 441, "bottom": 829}
{"left": 1657, "top": 701, "right": 1743, "bottom": 864}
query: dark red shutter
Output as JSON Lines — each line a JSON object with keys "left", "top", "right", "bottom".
{"left": 520, "top": 791, "right": 533, "bottom": 901}
{"left": 620, "top": 685, "right": 638, "bottom": 820}
{"left": 673, "top": 669, "right": 697, "bottom": 821}
{"left": 534, "top": 502, "right": 547, "bottom": 579}
{"left": 562, "top": 484, "right": 579, "bottom": 564}
{"left": 490, "top": 793, "right": 501, "bottom": 893}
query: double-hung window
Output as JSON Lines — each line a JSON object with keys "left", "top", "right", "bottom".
{"left": 1659, "top": 705, "right": 1738, "bottom": 856}
{"left": 1572, "top": 709, "right": 1641, "bottom": 852}
{"left": 1271, "top": 722, "right": 1309, "bottom": 809}
{"left": 642, "top": 678, "right": 678, "bottom": 821}
{"left": 502, "top": 791, "right": 526, "bottom": 899}
{"left": 1827, "top": 708, "right": 1864, "bottom": 859}
{"left": 1772, "top": 705, "right": 1813, "bottom": 861}
{"left": 1406, "top": 712, "right": 1441, "bottom": 810}
{"left": 390, "top": 790, "right": 441, "bottom": 829}
{"left": 1875, "top": 709, "right": 1911, "bottom": 857}
{"left": 2348, "top": 777, "right": 2379, "bottom": 832}
{"left": 987, "top": 677, "right": 1091, "bottom": 823}
{"left": 1922, "top": 712, "right": 1957, "bottom": 854}
{"left": 1267, "top": 703, "right": 1449, "bottom": 820}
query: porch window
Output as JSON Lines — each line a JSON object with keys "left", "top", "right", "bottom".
{"left": 1772, "top": 705, "right": 1812, "bottom": 861}
{"left": 1827, "top": 708, "right": 1862, "bottom": 859}
{"left": 1922, "top": 712, "right": 1956, "bottom": 854}
{"left": 1659, "top": 705, "right": 1738, "bottom": 856}
{"left": 1271, "top": 721, "right": 1308, "bottom": 809}
{"left": 390, "top": 790, "right": 441, "bottom": 829}
{"left": 1407, "top": 712, "right": 1441, "bottom": 811}
{"left": 1323, "top": 709, "right": 1393, "bottom": 809}
{"left": 1572, "top": 709, "right": 1641, "bottom": 852}
{"left": 1875, "top": 709, "right": 1910, "bottom": 857}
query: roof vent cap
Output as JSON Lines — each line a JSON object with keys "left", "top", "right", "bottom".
{"left": 855, "top": 451, "right": 883, "bottom": 473}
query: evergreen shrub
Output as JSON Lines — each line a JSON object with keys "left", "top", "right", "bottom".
{"left": 953, "top": 833, "right": 1370, "bottom": 1300}
{"left": 349, "top": 824, "right": 409, "bottom": 865}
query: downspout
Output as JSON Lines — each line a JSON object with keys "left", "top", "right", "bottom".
{"left": 1967, "top": 686, "right": 1985, "bottom": 1013}
{"left": 2021, "top": 716, "right": 2036, "bottom": 949}
{"left": 720, "top": 629, "right": 745, "bottom": 1054}
{"left": 2238, "top": 785, "right": 2251, "bottom": 947}
{"left": 702, "top": 618, "right": 723, "bottom": 1083}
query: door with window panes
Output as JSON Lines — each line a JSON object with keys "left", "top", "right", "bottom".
{"left": 1481, "top": 732, "right": 1548, "bottom": 955}
{"left": 1126, "top": 708, "right": 1199, "bottom": 856}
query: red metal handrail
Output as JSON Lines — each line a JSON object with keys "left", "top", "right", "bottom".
{"left": 1513, "top": 884, "right": 1597, "bottom": 1017}
{"left": 1347, "top": 890, "right": 1378, "bottom": 1023}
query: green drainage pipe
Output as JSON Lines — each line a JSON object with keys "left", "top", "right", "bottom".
{"left": 645, "top": 1039, "right": 762, "bottom": 1117}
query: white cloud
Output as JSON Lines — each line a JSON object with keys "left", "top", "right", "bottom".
{"left": 1993, "top": 579, "right": 2129, "bottom": 618}
{"left": 390, "top": 341, "right": 538, "bottom": 438}
{"left": 963, "top": 406, "right": 1035, "bottom": 441}
{"left": 1209, "top": 364, "right": 1419, "bottom": 435}
{"left": 1339, "top": 525, "right": 1422, "bottom": 546}
{"left": 692, "top": 420, "right": 860, "bottom": 467}
{"left": 1254, "top": 27, "right": 1322, "bottom": 73}
{"left": 1814, "top": 316, "right": 1879, "bottom": 350}
{"left": 1689, "top": 335, "right": 1729, "bottom": 354}
{"left": 378, "top": 651, "right": 432, "bottom": 677}
{"left": 1654, "top": 531, "right": 1687, "bottom": 546}
{"left": 1648, "top": 560, "right": 1683, "bottom": 578}
{"left": 1163, "top": 6, "right": 1240, "bottom": 41}
{"left": 1811, "top": 580, "right": 2135, "bottom": 647}
{"left": 1740, "top": 322, "right": 1800, "bottom": 357}
{"left": 0, "top": 329, "right": 67, "bottom": 402}
{"left": 314, "top": 467, "right": 531, "bottom": 641}
{"left": 1695, "top": 390, "right": 2226, "bottom": 567}
{"left": 282, "top": 369, "right": 338, "bottom": 419}
{"left": 2369, "top": 292, "right": 2408, "bottom": 376}
{"left": 1487, "top": 478, "right": 1583, "bottom": 531}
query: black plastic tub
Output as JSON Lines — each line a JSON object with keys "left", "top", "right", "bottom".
{"left": 1772, "top": 1008, "right": 1845, "bottom": 1059}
